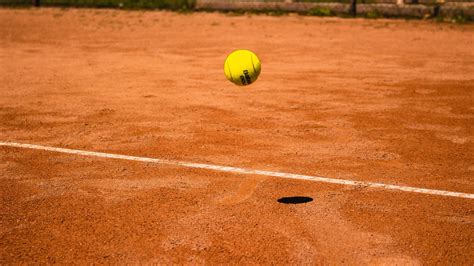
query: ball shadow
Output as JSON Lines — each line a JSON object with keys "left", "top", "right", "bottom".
{"left": 277, "top": 196, "right": 313, "bottom": 204}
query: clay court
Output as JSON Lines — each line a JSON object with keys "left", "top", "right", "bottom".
{"left": 1, "top": 7, "right": 473, "bottom": 263}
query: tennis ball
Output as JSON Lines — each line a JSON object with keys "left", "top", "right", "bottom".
{"left": 224, "top": 50, "right": 261, "bottom": 86}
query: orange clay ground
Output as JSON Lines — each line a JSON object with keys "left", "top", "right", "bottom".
{"left": 1, "top": 7, "right": 473, "bottom": 264}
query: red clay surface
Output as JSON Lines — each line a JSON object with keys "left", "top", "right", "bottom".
{"left": 1, "top": 7, "right": 473, "bottom": 264}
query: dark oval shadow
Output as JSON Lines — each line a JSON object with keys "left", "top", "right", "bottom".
{"left": 277, "top": 196, "right": 313, "bottom": 204}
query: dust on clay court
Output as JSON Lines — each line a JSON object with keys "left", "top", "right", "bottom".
{"left": 1, "top": 7, "right": 473, "bottom": 264}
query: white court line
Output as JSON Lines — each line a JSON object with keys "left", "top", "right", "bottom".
{"left": 1, "top": 141, "right": 473, "bottom": 200}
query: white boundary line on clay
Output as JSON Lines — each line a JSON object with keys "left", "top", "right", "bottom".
{"left": 1, "top": 141, "right": 473, "bottom": 200}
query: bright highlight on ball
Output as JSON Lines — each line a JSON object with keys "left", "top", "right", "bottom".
{"left": 224, "top": 49, "right": 261, "bottom": 86}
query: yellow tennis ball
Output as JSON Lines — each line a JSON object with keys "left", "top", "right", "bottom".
{"left": 224, "top": 49, "right": 261, "bottom": 86}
